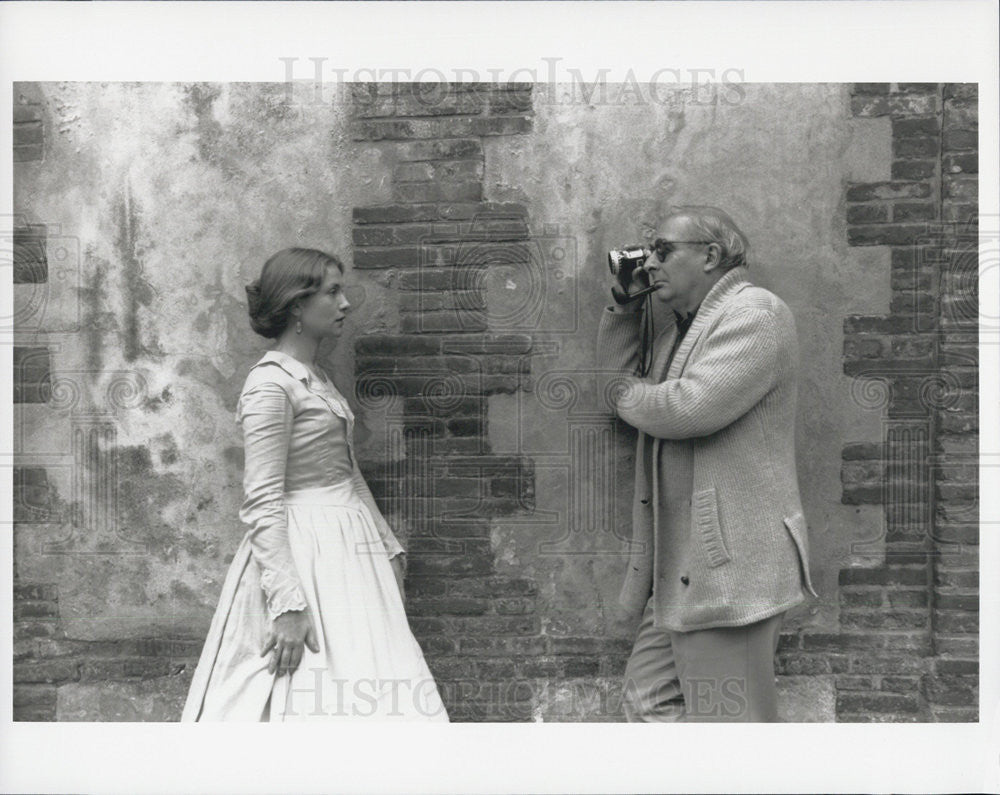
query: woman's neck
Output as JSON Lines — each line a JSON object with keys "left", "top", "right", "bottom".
{"left": 275, "top": 333, "right": 320, "bottom": 365}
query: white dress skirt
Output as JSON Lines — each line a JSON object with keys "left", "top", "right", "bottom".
{"left": 182, "top": 477, "right": 448, "bottom": 721}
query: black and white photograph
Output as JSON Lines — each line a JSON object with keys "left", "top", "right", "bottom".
{"left": 2, "top": 1, "right": 998, "bottom": 792}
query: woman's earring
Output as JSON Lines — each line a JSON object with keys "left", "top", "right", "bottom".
{"left": 295, "top": 319, "right": 302, "bottom": 335}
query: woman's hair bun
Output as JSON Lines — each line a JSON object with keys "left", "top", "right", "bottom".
{"left": 244, "top": 249, "right": 343, "bottom": 340}
{"left": 245, "top": 280, "right": 277, "bottom": 337}
{"left": 245, "top": 280, "right": 263, "bottom": 311}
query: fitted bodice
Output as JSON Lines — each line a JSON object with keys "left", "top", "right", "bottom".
{"left": 236, "top": 351, "right": 357, "bottom": 492}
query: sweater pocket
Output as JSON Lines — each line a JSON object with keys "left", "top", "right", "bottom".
{"left": 783, "top": 511, "right": 820, "bottom": 598}
{"left": 693, "top": 488, "right": 731, "bottom": 568}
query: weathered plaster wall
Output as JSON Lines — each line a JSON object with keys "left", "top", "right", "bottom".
{"left": 13, "top": 82, "right": 396, "bottom": 643}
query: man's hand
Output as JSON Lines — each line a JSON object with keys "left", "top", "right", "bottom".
{"left": 261, "top": 608, "right": 320, "bottom": 677}
{"left": 611, "top": 258, "right": 654, "bottom": 311}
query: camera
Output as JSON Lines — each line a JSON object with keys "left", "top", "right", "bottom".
{"left": 607, "top": 245, "right": 654, "bottom": 305}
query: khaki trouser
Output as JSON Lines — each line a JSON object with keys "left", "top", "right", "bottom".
{"left": 622, "top": 596, "right": 785, "bottom": 722}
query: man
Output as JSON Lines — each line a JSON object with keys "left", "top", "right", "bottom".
{"left": 597, "top": 206, "right": 818, "bottom": 722}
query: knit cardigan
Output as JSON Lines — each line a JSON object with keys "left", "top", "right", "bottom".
{"left": 596, "top": 266, "right": 819, "bottom": 631}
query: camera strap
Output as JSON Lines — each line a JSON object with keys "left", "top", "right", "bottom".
{"left": 636, "top": 294, "right": 654, "bottom": 378}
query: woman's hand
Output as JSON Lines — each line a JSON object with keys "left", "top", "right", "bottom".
{"left": 390, "top": 554, "right": 406, "bottom": 604}
{"left": 261, "top": 608, "right": 320, "bottom": 677}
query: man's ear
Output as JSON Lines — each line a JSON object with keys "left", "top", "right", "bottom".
{"left": 703, "top": 243, "right": 723, "bottom": 272}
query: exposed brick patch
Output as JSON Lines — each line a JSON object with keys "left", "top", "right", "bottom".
{"left": 13, "top": 223, "right": 48, "bottom": 283}
{"left": 835, "top": 83, "right": 979, "bottom": 721}
{"left": 350, "top": 81, "right": 627, "bottom": 721}
{"left": 12, "top": 582, "right": 202, "bottom": 720}
{"left": 351, "top": 82, "right": 551, "bottom": 721}
{"left": 14, "top": 91, "right": 44, "bottom": 162}
{"left": 13, "top": 346, "right": 52, "bottom": 404}
{"left": 13, "top": 467, "right": 53, "bottom": 523}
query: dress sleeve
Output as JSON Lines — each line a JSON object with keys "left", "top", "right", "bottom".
{"left": 350, "top": 460, "right": 406, "bottom": 565}
{"left": 237, "top": 380, "right": 309, "bottom": 621}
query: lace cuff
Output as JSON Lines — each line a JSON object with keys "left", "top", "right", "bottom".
{"left": 259, "top": 565, "right": 309, "bottom": 621}
{"left": 383, "top": 536, "right": 406, "bottom": 562}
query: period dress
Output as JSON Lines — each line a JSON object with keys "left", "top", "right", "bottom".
{"left": 182, "top": 350, "right": 448, "bottom": 721}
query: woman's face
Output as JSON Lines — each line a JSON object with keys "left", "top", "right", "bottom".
{"left": 298, "top": 266, "right": 350, "bottom": 339}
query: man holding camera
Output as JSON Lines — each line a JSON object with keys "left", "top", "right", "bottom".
{"left": 597, "top": 206, "right": 818, "bottom": 722}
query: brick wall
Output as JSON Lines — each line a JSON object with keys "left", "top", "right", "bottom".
{"left": 11, "top": 210, "right": 61, "bottom": 718}
{"left": 349, "top": 82, "right": 629, "bottom": 721}
{"left": 776, "top": 83, "right": 979, "bottom": 721}
{"left": 14, "top": 89, "right": 44, "bottom": 163}
{"left": 14, "top": 581, "right": 201, "bottom": 721}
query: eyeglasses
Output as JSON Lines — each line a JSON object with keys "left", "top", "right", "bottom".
{"left": 651, "top": 238, "right": 715, "bottom": 263}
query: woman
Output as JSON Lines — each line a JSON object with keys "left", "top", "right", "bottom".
{"left": 182, "top": 248, "right": 448, "bottom": 721}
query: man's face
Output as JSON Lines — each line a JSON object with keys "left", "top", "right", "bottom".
{"left": 642, "top": 215, "right": 713, "bottom": 312}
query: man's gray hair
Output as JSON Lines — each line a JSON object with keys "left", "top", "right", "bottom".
{"left": 668, "top": 205, "right": 750, "bottom": 270}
